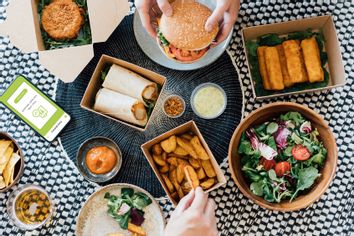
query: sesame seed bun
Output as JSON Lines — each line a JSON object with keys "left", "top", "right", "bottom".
{"left": 159, "top": 1, "right": 219, "bottom": 51}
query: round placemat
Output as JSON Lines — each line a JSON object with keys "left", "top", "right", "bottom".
{"left": 55, "top": 15, "right": 243, "bottom": 197}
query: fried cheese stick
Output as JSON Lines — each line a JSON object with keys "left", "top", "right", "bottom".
{"left": 282, "top": 40, "right": 308, "bottom": 83}
{"left": 265, "top": 47, "right": 284, "bottom": 90}
{"left": 301, "top": 37, "right": 324, "bottom": 83}
{"left": 257, "top": 46, "right": 272, "bottom": 90}
{"left": 276, "top": 45, "right": 293, "bottom": 88}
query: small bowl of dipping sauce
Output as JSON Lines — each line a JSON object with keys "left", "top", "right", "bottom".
{"left": 77, "top": 136, "right": 122, "bottom": 183}
{"left": 163, "top": 95, "right": 186, "bottom": 118}
{"left": 191, "top": 83, "right": 227, "bottom": 119}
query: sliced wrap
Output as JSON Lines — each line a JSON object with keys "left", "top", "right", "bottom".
{"left": 102, "top": 64, "right": 158, "bottom": 103}
{"left": 94, "top": 88, "right": 148, "bottom": 127}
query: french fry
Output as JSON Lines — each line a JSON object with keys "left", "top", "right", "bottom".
{"left": 197, "top": 167, "right": 206, "bottom": 180}
{"left": 159, "top": 164, "right": 169, "bottom": 173}
{"left": 176, "top": 164, "right": 185, "bottom": 183}
{"left": 161, "top": 174, "right": 174, "bottom": 193}
{"left": 200, "top": 178, "right": 215, "bottom": 190}
{"left": 153, "top": 154, "right": 166, "bottom": 166}
{"left": 190, "top": 136, "right": 209, "bottom": 160}
{"left": 184, "top": 166, "right": 199, "bottom": 189}
{"left": 176, "top": 137, "right": 197, "bottom": 159}
{"left": 173, "top": 146, "right": 188, "bottom": 156}
{"left": 161, "top": 135, "right": 177, "bottom": 153}
{"left": 189, "top": 158, "right": 201, "bottom": 169}
{"left": 128, "top": 223, "right": 146, "bottom": 236}
{"left": 167, "top": 157, "right": 178, "bottom": 167}
{"left": 201, "top": 160, "right": 216, "bottom": 178}
{"left": 152, "top": 143, "right": 163, "bottom": 155}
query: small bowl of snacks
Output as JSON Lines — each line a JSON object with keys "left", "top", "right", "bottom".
{"left": 228, "top": 102, "right": 337, "bottom": 211}
{"left": 191, "top": 83, "right": 227, "bottom": 119}
{"left": 77, "top": 136, "right": 122, "bottom": 183}
{"left": 163, "top": 95, "right": 186, "bottom": 118}
{"left": 141, "top": 120, "right": 226, "bottom": 205}
{"left": 0, "top": 132, "right": 24, "bottom": 192}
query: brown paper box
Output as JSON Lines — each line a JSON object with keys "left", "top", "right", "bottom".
{"left": 80, "top": 54, "right": 166, "bottom": 132}
{"left": 242, "top": 15, "right": 346, "bottom": 100}
{"left": 141, "top": 120, "right": 227, "bottom": 206}
{"left": 0, "top": 0, "right": 130, "bottom": 83}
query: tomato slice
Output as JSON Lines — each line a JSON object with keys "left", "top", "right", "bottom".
{"left": 170, "top": 45, "right": 207, "bottom": 62}
{"left": 259, "top": 158, "right": 276, "bottom": 171}
{"left": 292, "top": 144, "right": 311, "bottom": 161}
{"left": 275, "top": 161, "right": 291, "bottom": 177}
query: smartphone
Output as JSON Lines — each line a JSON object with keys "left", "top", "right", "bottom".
{"left": 0, "top": 75, "right": 71, "bottom": 142}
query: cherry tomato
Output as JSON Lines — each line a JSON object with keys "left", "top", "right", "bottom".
{"left": 292, "top": 144, "right": 311, "bottom": 161}
{"left": 275, "top": 161, "right": 291, "bottom": 177}
{"left": 259, "top": 158, "right": 276, "bottom": 171}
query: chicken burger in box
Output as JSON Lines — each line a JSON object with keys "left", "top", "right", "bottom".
{"left": 157, "top": 0, "right": 219, "bottom": 63}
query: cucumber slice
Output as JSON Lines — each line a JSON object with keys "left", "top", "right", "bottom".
{"left": 266, "top": 122, "right": 278, "bottom": 134}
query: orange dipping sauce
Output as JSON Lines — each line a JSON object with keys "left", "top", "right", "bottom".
{"left": 85, "top": 146, "right": 117, "bottom": 174}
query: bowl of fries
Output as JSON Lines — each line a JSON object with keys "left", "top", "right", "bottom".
{"left": 0, "top": 132, "right": 24, "bottom": 192}
{"left": 141, "top": 120, "right": 226, "bottom": 205}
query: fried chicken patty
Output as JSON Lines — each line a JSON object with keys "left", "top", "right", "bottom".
{"left": 41, "top": 0, "right": 84, "bottom": 40}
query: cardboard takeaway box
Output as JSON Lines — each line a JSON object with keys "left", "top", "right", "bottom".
{"left": 0, "top": 0, "right": 130, "bottom": 83}
{"left": 141, "top": 120, "right": 227, "bottom": 206}
{"left": 242, "top": 15, "right": 346, "bottom": 100}
{"left": 81, "top": 54, "right": 166, "bottom": 131}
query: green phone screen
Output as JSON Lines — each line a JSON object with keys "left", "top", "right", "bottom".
{"left": 0, "top": 75, "right": 70, "bottom": 141}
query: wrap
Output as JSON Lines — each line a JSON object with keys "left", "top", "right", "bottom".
{"left": 102, "top": 64, "right": 158, "bottom": 103}
{"left": 94, "top": 88, "right": 148, "bottom": 127}
{"left": 282, "top": 40, "right": 308, "bottom": 83}
{"left": 276, "top": 45, "right": 293, "bottom": 88}
{"left": 257, "top": 46, "right": 272, "bottom": 90}
{"left": 301, "top": 37, "right": 324, "bottom": 83}
{"left": 265, "top": 47, "right": 284, "bottom": 90}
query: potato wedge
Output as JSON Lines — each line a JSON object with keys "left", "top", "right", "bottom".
{"left": 161, "top": 135, "right": 177, "bottom": 153}
{"left": 176, "top": 158, "right": 189, "bottom": 167}
{"left": 173, "top": 146, "right": 188, "bottom": 156}
{"left": 153, "top": 154, "right": 166, "bottom": 166}
{"left": 159, "top": 164, "right": 169, "bottom": 173}
{"left": 128, "top": 223, "right": 146, "bottom": 236}
{"left": 167, "top": 157, "right": 178, "bottom": 167}
{"left": 176, "top": 164, "right": 185, "bottom": 183}
{"left": 188, "top": 158, "right": 201, "bottom": 169}
{"left": 181, "top": 133, "right": 193, "bottom": 140}
{"left": 176, "top": 137, "right": 197, "bottom": 159}
{"left": 170, "top": 191, "right": 179, "bottom": 202}
{"left": 169, "top": 168, "right": 178, "bottom": 185}
{"left": 196, "top": 167, "right": 206, "bottom": 180}
{"left": 175, "top": 184, "right": 184, "bottom": 199}
{"left": 200, "top": 178, "right": 215, "bottom": 190}
{"left": 152, "top": 143, "right": 163, "bottom": 155}
{"left": 201, "top": 160, "right": 216, "bottom": 178}
{"left": 190, "top": 136, "right": 209, "bottom": 160}
{"left": 181, "top": 181, "right": 192, "bottom": 194}
{"left": 161, "top": 174, "right": 174, "bottom": 193}
{"left": 184, "top": 165, "right": 199, "bottom": 189}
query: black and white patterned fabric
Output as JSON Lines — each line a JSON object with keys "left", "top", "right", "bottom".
{"left": 0, "top": 0, "right": 353, "bottom": 235}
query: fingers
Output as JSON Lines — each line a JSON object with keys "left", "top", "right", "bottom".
{"left": 204, "top": 198, "right": 216, "bottom": 218}
{"left": 190, "top": 187, "right": 208, "bottom": 212}
{"left": 136, "top": 7, "right": 157, "bottom": 38}
{"left": 157, "top": 0, "right": 172, "bottom": 16}
{"left": 205, "top": 0, "right": 230, "bottom": 32}
{"left": 173, "top": 189, "right": 195, "bottom": 216}
{"left": 214, "top": 22, "right": 234, "bottom": 45}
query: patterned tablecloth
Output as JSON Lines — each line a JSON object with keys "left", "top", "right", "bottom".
{"left": 0, "top": 0, "right": 353, "bottom": 235}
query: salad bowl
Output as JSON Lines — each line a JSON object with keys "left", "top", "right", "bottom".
{"left": 228, "top": 102, "right": 337, "bottom": 211}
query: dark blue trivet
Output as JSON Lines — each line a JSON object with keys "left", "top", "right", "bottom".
{"left": 56, "top": 15, "right": 243, "bottom": 197}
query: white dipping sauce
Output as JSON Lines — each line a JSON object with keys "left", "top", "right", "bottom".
{"left": 193, "top": 85, "right": 226, "bottom": 118}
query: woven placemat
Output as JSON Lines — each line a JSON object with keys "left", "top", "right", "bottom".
{"left": 0, "top": 0, "right": 353, "bottom": 235}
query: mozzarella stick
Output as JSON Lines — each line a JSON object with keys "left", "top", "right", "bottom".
{"left": 257, "top": 46, "right": 272, "bottom": 90}
{"left": 282, "top": 40, "right": 308, "bottom": 83}
{"left": 276, "top": 45, "right": 293, "bottom": 88}
{"left": 265, "top": 47, "right": 284, "bottom": 90}
{"left": 301, "top": 37, "right": 324, "bottom": 83}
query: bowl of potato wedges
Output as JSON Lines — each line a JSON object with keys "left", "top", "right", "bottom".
{"left": 141, "top": 121, "right": 226, "bottom": 205}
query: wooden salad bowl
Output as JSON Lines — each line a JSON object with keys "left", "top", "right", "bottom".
{"left": 228, "top": 102, "right": 338, "bottom": 211}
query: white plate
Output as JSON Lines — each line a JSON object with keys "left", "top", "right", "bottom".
{"left": 133, "top": 0, "right": 233, "bottom": 71}
{"left": 76, "top": 183, "right": 165, "bottom": 236}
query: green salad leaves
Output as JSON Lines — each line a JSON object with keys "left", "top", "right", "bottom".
{"left": 239, "top": 112, "right": 327, "bottom": 203}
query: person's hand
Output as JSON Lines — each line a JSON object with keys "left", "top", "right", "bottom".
{"left": 164, "top": 187, "right": 218, "bottom": 236}
{"left": 135, "top": 0, "right": 172, "bottom": 38}
{"left": 205, "top": 0, "right": 240, "bottom": 45}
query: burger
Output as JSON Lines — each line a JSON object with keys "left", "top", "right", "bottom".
{"left": 157, "top": 1, "right": 219, "bottom": 63}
